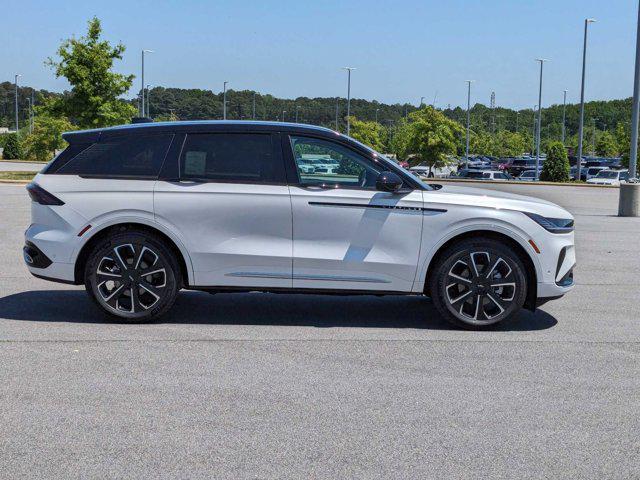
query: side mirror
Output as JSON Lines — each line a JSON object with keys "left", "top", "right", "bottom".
{"left": 376, "top": 171, "right": 403, "bottom": 193}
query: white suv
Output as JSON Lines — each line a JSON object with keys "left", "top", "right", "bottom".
{"left": 24, "top": 121, "right": 576, "bottom": 328}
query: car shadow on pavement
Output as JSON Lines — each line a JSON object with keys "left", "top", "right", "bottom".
{"left": 0, "top": 289, "right": 558, "bottom": 331}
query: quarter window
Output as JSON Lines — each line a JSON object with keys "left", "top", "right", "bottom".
{"left": 57, "top": 134, "right": 173, "bottom": 178}
{"left": 290, "top": 136, "right": 384, "bottom": 188}
{"left": 179, "top": 133, "right": 284, "bottom": 183}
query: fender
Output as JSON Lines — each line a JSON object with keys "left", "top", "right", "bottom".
{"left": 71, "top": 211, "right": 196, "bottom": 285}
{"left": 412, "top": 219, "right": 542, "bottom": 293}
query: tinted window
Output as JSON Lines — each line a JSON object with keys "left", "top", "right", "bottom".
{"left": 290, "top": 136, "right": 385, "bottom": 188}
{"left": 179, "top": 133, "right": 284, "bottom": 183}
{"left": 58, "top": 134, "right": 173, "bottom": 178}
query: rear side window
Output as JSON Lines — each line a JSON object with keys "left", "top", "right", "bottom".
{"left": 42, "top": 143, "right": 91, "bottom": 174}
{"left": 58, "top": 134, "right": 173, "bottom": 178}
{"left": 179, "top": 133, "right": 285, "bottom": 184}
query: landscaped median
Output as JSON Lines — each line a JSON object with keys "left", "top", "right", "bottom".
{"left": 0, "top": 171, "right": 37, "bottom": 183}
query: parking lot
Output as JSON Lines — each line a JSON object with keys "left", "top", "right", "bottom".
{"left": 1, "top": 181, "right": 639, "bottom": 478}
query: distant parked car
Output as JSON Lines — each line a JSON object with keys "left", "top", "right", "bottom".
{"left": 516, "top": 170, "right": 540, "bottom": 182}
{"left": 585, "top": 166, "right": 609, "bottom": 181}
{"left": 409, "top": 164, "right": 455, "bottom": 178}
{"left": 586, "top": 169, "right": 629, "bottom": 186}
{"left": 507, "top": 158, "right": 544, "bottom": 177}
{"left": 455, "top": 169, "right": 513, "bottom": 181}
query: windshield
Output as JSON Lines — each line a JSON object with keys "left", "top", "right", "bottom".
{"left": 596, "top": 171, "right": 618, "bottom": 179}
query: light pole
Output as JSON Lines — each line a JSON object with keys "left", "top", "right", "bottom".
{"left": 534, "top": 59, "right": 548, "bottom": 180}
{"left": 295, "top": 105, "right": 300, "bottom": 123}
{"left": 223, "top": 81, "right": 228, "bottom": 120}
{"left": 146, "top": 84, "right": 153, "bottom": 118}
{"left": 375, "top": 108, "right": 379, "bottom": 123}
{"left": 252, "top": 92, "right": 256, "bottom": 120}
{"left": 342, "top": 67, "right": 355, "bottom": 135}
{"left": 420, "top": 96, "right": 425, "bottom": 107}
{"left": 335, "top": 99, "right": 339, "bottom": 131}
{"left": 14, "top": 74, "right": 20, "bottom": 134}
{"left": 561, "top": 89, "right": 568, "bottom": 144}
{"left": 630, "top": 4, "right": 640, "bottom": 181}
{"left": 30, "top": 90, "right": 34, "bottom": 132}
{"left": 282, "top": 110, "right": 286, "bottom": 122}
{"left": 26, "top": 98, "right": 32, "bottom": 134}
{"left": 619, "top": 1, "right": 640, "bottom": 216}
{"left": 465, "top": 80, "right": 474, "bottom": 163}
{"left": 577, "top": 18, "right": 596, "bottom": 182}
{"left": 141, "top": 49, "right": 153, "bottom": 117}
{"left": 532, "top": 106, "right": 537, "bottom": 154}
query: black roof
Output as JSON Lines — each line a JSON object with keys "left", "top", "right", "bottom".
{"left": 62, "top": 120, "right": 340, "bottom": 143}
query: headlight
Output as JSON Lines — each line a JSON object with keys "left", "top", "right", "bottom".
{"left": 522, "top": 212, "right": 574, "bottom": 233}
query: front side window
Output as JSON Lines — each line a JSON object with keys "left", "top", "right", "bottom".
{"left": 58, "top": 134, "right": 173, "bottom": 178}
{"left": 290, "top": 136, "right": 384, "bottom": 188}
{"left": 180, "top": 133, "right": 284, "bottom": 183}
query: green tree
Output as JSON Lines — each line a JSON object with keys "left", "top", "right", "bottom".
{"left": 2, "top": 133, "right": 22, "bottom": 159}
{"left": 470, "top": 131, "right": 496, "bottom": 156}
{"left": 595, "top": 131, "right": 619, "bottom": 157}
{"left": 45, "top": 17, "right": 136, "bottom": 128}
{"left": 348, "top": 116, "right": 386, "bottom": 151}
{"left": 405, "top": 106, "right": 464, "bottom": 173}
{"left": 387, "top": 119, "right": 412, "bottom": 161}
{"left": 494, "top": 130, "right": 526, "bottom": 157}
{"left": 540, "top": 141, "right": 570, "bottom": 182}
{"left": 23, "top": 114, "right": 75, "bottom": 161}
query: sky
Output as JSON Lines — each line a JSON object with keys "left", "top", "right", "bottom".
{"left": 1, "top": 0, "right": 638, "bottom": 109}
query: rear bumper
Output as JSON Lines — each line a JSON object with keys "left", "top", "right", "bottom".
{"left": 24, "top": 250, "right": 76, "bottom": 283}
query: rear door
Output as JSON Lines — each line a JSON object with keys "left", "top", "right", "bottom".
{"left": 154, "top": 132, "right": 292, "bottom": 288}
{"left": 285, "top": 135, "right": 423, "bottom": 292}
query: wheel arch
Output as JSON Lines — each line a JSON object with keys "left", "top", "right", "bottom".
{"left": 73, "top": 222, "right": 193, "bottom": 287}
{"left": 423, "top": 229, "right": 538, "bottom": 311}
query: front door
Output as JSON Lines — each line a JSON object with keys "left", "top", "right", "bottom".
{"left": 154, "top": 132, "right": 292, "bottom": 288}
{"left": 286, "top": 135, "right": 423, "bottom": 292}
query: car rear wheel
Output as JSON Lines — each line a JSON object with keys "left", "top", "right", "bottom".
{"left": 429, "top": 238, "right": 527, "bottom": 329}
{"left": 84, "top": 229, "right": 181, "bottom": 322}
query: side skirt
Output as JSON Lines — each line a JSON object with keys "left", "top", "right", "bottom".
{"left": 186, "top": 285, "right": 424, "bottom": 297}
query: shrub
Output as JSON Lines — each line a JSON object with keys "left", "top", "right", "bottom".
{"left": 2, "top": 133, "right": 22, "bottom": 160}
{"left": 540, "top": 141, "right": 570, "bottom": 182}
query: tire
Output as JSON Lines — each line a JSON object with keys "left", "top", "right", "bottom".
{"left": 84, "top": 229, "right": 181, "bottom": 322}
{"left": 429, "top": 238, "right": 527, "bottom": 329}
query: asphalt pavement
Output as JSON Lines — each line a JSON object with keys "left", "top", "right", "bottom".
{"left": 0, "top": 182, "right": 638, "bottom": 479}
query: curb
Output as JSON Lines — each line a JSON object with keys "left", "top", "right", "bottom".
{"left": 424, "top": 177, "right": 620, "bottom": 189}
{"left": 0, "top": 180, "right": 30, "bottom": 185}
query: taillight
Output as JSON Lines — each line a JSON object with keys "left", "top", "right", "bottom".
{"left": 26, "top": 182, "right": 64, "bottom": 206}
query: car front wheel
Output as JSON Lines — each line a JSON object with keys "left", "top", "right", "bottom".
{"left": 429, "top": 238, "right": 528, "bottom": 329}
{"left": 84, "top": 229, "right": 181, "bottom": 322}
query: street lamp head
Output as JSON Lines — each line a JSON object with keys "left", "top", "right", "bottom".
{"left": 143, "top": 49, "right": 154, "bottom": 53}
{"left": 535, "top": 58, "right": 549, "bottom": 63}
{"left": 342, "top": 67, "right": 356, "bottom": 71}
{"left": 586, "top": 18, "right": 596, "bottom": 23}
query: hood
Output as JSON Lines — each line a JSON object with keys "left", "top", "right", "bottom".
{"left": 428, "top": 184, "right": 572, "bottom": 219}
